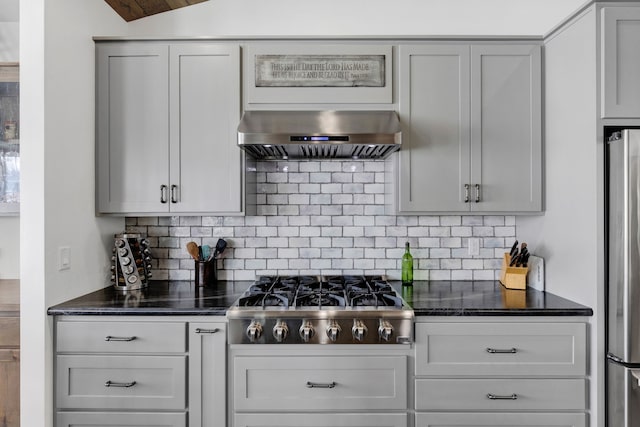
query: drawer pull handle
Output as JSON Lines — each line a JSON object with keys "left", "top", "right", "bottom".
{"left": 487, "top": 393, "right": 518, "bottom": 400}
{"left": 105, "top": 336, "right": 137, "bottom": 342}
{"left": 306, "top": 381, "right": 336, "bottom": 389}
{"left": 105, "top": 380, "right": 137, "bottom": 388}
{"left": 486, "top": 347, "right": 517, "bottom": 354}
{"left": 195, "top": 328, "right": 220, "bottom": 334}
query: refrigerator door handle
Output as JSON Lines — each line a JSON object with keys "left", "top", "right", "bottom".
{"left": 607, "top": 352, "right": 640, "bottom": 368}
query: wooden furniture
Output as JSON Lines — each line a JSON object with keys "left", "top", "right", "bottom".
{"left": 54, "top": 316, "right": 226, "bottom": 427}
{"left": 392, "top": 43, "right": 542, "bottom": 214}
{"left": 414, "top": 318, "right": 588, "bottom": 427}
{"left": 95, "top": 42, "right": 244, "bottom": 215}
{"left": 0, "top": 279, "right": 19, "bottom": 427}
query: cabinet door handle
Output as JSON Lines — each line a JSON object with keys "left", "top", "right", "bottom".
{"left": 105, "top": 380, "right": 137, "bottom": 388}
{"left": 160, "top": 185, "right": 168, "bottom": 203}
{"left": 170, "top": 185, "right": 178, "bottom": 203}
{"left": 475, "top": 184, "right": 480, "bottom": 203}
{"left": 486, "top": 347, "right": 517, "bottom": 354}
{"left": 487, "top": 393, "right": 518, "bottom": 400}
{"left": 195, "top": 328, "right": 220, "bottom": 334}
{"left": 464, "top": 184, "right": 470, "bottom": 203}
{"left": 105, "top": 335, "right": 137, "bottom": 342}
{"left": 306, "top": 381, "right": 336, "bottom": 389}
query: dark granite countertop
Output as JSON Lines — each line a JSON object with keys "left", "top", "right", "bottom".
{"left": 47, "top": 279, "right": 593, "bottom": 317}
{"left": 403, "top": 281, "right": 593, "bottom": 316}
{"left": 47, "top": 280, "right": 251, "bottom": 316}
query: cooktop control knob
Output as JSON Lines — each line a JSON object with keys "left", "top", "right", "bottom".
{"left": 246, "top": 320, "right": 263, "bottom": 343}
{"left": 352, "top": 320, "right": 368, "bottom": 342}
{"left": 378, "top": 319, "right": 394, "bottom": 342}
{"left": 299, "top": 320, "right": 315, "bottom": 342}
{"left": 326, "top": 320, "right": 342, "bottom": 342}
{"left": 272, "top": 320, "right": 289, "bottom": 343}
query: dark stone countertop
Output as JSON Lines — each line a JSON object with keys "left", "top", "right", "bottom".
{"left": 403, "top": 281, "right": 593, "bottom": 316}
{"left": 47, "top": 280, "right": 251, "bottom": 316}
{"left": 47, "top": 279, "right": 593, "bottom": 317}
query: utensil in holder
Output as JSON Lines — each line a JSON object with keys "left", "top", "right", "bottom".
{"left": 111, "top": 232, "right": 152, "bottom": 291}
{"left": 499, "top": 253, "right": 528, "bottom": 290}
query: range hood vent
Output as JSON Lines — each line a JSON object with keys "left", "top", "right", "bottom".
{"left": 238, "top": 110, "right": 401, "bottom": 160}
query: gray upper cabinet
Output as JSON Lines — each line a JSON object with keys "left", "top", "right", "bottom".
{"left": 96, "top": 42, "right": 243, "bottom": 215}
{"left": 394, "top": 43, "right": 542, "bottom": 214}
{"left": 602, "top": 6, "right": 640, "bottom": 118}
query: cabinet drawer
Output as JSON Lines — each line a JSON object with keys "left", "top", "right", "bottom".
{"left": 56, "top": 321, "right": 186, "bottom": 353}
{"left": 57, "top": 411, "right": 186, "bottom": 427}
{"left": 56, "top": 355, "right": 186, "bottom": 410}
{"left": 233, "top": 355, "right": 407, "bottom": 411}
{"left": 0, "top": 317, "right": 19, "bottom": 347}
{"left": 235, "top": 413, "right": 407, "bottom": 427}
{"left": 415, "top": 378, "right": 586, "bottom": 411}
{"left": 415, "top": 322, "right": 586, "bottom": 376}
{"left": 416, "top": 412, "right": 586, "bottom": 427}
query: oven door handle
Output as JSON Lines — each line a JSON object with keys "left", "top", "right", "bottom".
{"left": 306, "top": 381, "right": 336, "bottom": 389}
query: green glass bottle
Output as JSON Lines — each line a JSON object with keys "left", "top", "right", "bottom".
{"left": 401, "top": 241, "right": 414, "bottom": 286}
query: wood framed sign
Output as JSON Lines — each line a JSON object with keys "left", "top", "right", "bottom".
{"left": 244, "top": 44, "right": 393, "bottom": 105}
{"left": 255, "top": 54, "right": 385, "bottom": 88}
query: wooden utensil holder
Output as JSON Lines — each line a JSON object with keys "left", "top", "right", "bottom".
{"left": 499, "top": 253, "right": 529, "bottom": 290}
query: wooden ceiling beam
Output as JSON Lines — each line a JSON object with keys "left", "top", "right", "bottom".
{"left": 105, "top": 0, "right": 208, "bottom": 22}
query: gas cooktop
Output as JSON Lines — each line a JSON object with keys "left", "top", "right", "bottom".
{"left": 227, "top": 275, "right": 414, "bottom": 345}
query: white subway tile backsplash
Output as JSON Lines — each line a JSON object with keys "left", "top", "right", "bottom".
{"left": 129, "top": 160, "right": 515, "bottom": 281}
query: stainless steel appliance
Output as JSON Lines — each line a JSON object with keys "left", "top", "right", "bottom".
{"left": 606, "top": 129, "right": 640, "bottom": 426}
{"left": 237, "top": 110, "right": 401, "bottom": 160}
{"left": 227, "top": 275, "right": 414, "bottom": 344}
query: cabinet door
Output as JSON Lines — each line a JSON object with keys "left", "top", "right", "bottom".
{"left": 470, "top": 44, "right": 542, "bottom": 212}
{"left": 602, "top": 7, "right": 640, "bottom": 118}
{"left": 188, "top": 323, "right": 226, "bottom": 427}
{"left": 416, "top": 413, "right": 586, "bottom": 427}
{"left": 57, "top": 412, "right": 186, "bottom": 427}
{"left": 0, "top": 349, "right": 19, "bottom": 427}
{"left": 233, "top": 355, "right": 407, "bottom": 411}
{"left": 169, "top": 44, "right": 242, "bottom": 213}
{"left": 96, "top": 43, "right": 170, "bottom": 213}
{"left": 235, "top": 413, "right": 407, "bottom": 427}
{"left": 397, "top": 45, "right": 471, "bottom": 213}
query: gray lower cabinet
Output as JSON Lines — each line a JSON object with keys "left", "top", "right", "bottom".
{"left": 96, "top": 42, "right": 243, "bottom": 215}
{"left": 393, "top": 43, "right": 541, "bottom": 214}
{"left": 54, "top": 317, "right": 226, "bottom": 427}
{"left": 56, "top": 412, "right": 187, "bottom": 427}
{"left": 188, "top": 322, "right": 226, "bottom": 427}
{"left": 230, "top": 348, "right": 410, "bottom": 427}
{"left": 235, "top": 413, "right": 407, "bottom": 427}
{"left": 602, "top": 6, "right": 640, "bottom": 118}
{"left": 414, "top": 319, "right": 588, "bottom": 427}
{"left": 415, "top": 413, "right": 586, "bottom": 427}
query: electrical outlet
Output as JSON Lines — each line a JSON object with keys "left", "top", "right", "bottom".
{"left": 468, "top": 238, "right": 480, "bottom": 256}
{"left": 58, "top": 246, "right": 71, "bottom": 270}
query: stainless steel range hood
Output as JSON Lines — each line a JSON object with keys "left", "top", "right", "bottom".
{"left": 237, "top": 110, "right": 401, "bottom": 160}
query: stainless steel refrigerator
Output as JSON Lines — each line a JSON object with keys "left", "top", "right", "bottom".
{"left": 607, "top": 129, "right": 640, "bottom": 427}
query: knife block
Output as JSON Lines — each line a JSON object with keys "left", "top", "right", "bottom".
{"left": 499, "top": 253, "right": 529, "bottom": 290}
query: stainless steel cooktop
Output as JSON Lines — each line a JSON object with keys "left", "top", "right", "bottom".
{"left": 226, "top": 275, "right": 414, "bottom": 345}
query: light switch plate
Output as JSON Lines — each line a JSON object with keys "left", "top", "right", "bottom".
{"left": 58, "top": 246, "right": 71, "bottom": 270}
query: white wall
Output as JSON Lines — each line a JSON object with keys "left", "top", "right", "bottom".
{"left": 20, "top": 0, "right": 592, "bottom": 425}
{"left": 516, "top": 6, "right": 601, "bottom": 426}
{"left": 20, "top": 1, "right": 125, "bottom": 426}
{"left": 123, "top": 0, "right": 587, "bottom": 36}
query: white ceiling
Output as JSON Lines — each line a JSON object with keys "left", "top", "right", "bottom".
{"left": 0, "top": 0, "right": 18, "bottom": 23}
